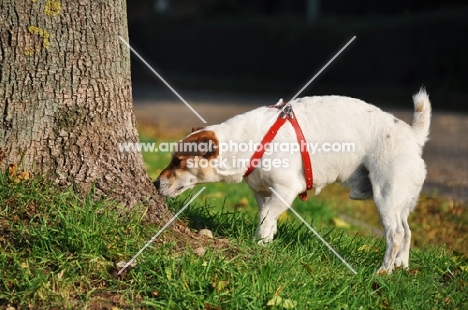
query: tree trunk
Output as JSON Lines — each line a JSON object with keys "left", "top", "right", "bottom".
{"left": 0, "top": 0, "right": 167, "bottom": 222}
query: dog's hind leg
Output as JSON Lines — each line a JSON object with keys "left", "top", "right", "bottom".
{"left": 394, "top": 209, "right": 411, "bottom": 268}
{"left": 395, "top": 189, "right": 421, "bottom": 268}
{"left": 374, "top": 194, "right": 405, "bottom": 274}
{"left": 372, "top": 156, "right": 425, "bottom": 274}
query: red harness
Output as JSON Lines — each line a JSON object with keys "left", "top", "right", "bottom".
{"left": 243, "top": 102, "right": 313, "bottom": 201}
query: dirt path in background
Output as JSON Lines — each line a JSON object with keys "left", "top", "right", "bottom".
{"left": 134, "top": 97, "right": 468, "bottom": 203}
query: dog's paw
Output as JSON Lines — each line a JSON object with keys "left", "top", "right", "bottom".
{"left": 254, "top": 229, "right": 274, "bottom": 244}
{"left": 254, "top": 222, "right": 277, "bottom": 243}
{"left": 376, "top": 266, "right": 394, "bottom": 275}
{"left": 256, "top": 237, "right": 274, "bottom": 245}
{"left": 394, "top": 253, "right": 409, "bottom": 269}
{"left": 394, "top": 258, "right": 409, "bottom": 269}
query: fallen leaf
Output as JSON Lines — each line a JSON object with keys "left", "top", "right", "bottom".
{"left": 274, "top": 285, "right": 284, "bottom": 296}
{"left": 57, "top": 269, "right": 65, "bottom": 280}
{"left": 267, "top": 295, "right": 283, "bottom": 307}
{"left": 13, "top": 171, "right": 31, "bottom": 183}
{"left": 211, "top": 279, "right": 229, "bottom": 293}
{"left": 331, "top": 217, "right": 351, "bottom": 229}
{"left": 358, "top": 244, "right": 372, "bottom": 252}
{"left": 8, "top": 163, "right": 17, "bottom": 178}
{"left": 204, "top": 303, "right": 221, "bottom": 310}
{"left": 407, "top": 268, "right": 421, "bottom": 276}
{"left": 234, "top": 197, "right": 250, "bottom": 209}
{"left": 19, "top": 171, "right": 30, "bottom": 180}
{"left": 165, "top": 268, "right": 172, "bottom": 280}
{"left": 282, "top": 299, "right": 298, "bottom": 309}
{"left": 266, "top": 295, "right": 297, "bottom": 309}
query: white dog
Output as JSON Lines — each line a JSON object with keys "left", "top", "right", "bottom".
{"left": 155, "top": 89, "right": 431, "bottom": 273}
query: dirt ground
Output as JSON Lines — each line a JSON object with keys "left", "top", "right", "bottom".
{"left": 134, "top": 92, "right": 468, "bottom": 203}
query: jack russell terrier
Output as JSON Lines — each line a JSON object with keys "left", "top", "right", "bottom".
{"left": 155, "top": 89, "right": 431, "bottom": 273}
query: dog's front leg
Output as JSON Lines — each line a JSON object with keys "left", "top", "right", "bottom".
{"left": 254, "top": 187, "right": 295, "bottom": 243}
{"left": 253, "top": 191, "right": 270, "bottom": 212}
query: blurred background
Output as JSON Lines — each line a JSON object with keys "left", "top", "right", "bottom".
{"left": 127, "top": 0, "right": 468, "bottom": 111}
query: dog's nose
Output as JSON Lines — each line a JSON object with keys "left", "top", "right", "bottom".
{"left": 154, "top": 178, "right": 160, "bottom": 191}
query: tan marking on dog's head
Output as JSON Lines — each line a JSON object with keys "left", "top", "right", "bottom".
{"left": 159, "top": 154, "right": 189, "bottom": 179}
{"left": 156, "top": 130, "right": 220, "bottom": 197}
{"left": 176, "top": 130, "right": 219, "bottom": 159}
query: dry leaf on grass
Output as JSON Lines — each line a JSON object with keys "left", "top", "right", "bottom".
{"left": 331, "top": 217, "right": 351, "bottom": 229}
{"left": 8, "top": 163, "right": 17, "bottom": 178}
{"left": 8, "top": 163, "right": 31, "bottom": 183}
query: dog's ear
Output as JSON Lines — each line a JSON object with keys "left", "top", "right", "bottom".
{"left": 192, "top": 126, "right": 205, "bottom": 132}
{"left": 175, "top": 138, "right": 217, "bottom": 158}
{"left": 176, "top": 130, "right": 218, "bottom": 158}
{"left": 198, "top": 138, "right": 217, "bottom": 159}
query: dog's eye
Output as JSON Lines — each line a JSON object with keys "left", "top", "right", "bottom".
{"left": 172, "top": 156, "right": 181, "bottom": 166}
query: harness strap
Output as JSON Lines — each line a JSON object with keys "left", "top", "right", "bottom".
{"left": 288, "top": 109, "right": 313, "bottom": 201}
{"left": 243, "top": 116, "right": 287, "bottom": 177}
{"left": 244, "top": 103, "right": 313, "bottom": 201}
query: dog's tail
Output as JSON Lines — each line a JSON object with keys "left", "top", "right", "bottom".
{"left": 411, "top": 88, "right": 432, "bottom": 146}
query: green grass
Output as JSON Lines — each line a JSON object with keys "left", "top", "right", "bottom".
{"left": 1, "top": 173, "right": 467, "bottom": 309}
{"left": 0, "top": 133, "right": 467, "bottom": 309}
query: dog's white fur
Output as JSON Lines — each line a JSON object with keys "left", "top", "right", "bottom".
{"left": 156, "top": 89, "right": 431, "bottom": 273}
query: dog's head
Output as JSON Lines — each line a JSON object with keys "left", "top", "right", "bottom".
{"left": 154, "top": 128, "right": 219, "bottom": 197}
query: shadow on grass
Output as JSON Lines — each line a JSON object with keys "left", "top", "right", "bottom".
{"left": 166, "top": 194, "right": 257, "bottom": 239}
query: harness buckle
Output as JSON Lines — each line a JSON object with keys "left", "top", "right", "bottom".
{"left": 280, "top": 104, "right": 293, "bottom": 119}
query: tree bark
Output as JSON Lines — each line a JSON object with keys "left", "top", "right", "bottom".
{"left": 0, "top": 0, "right": 167, "bottom": 222}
